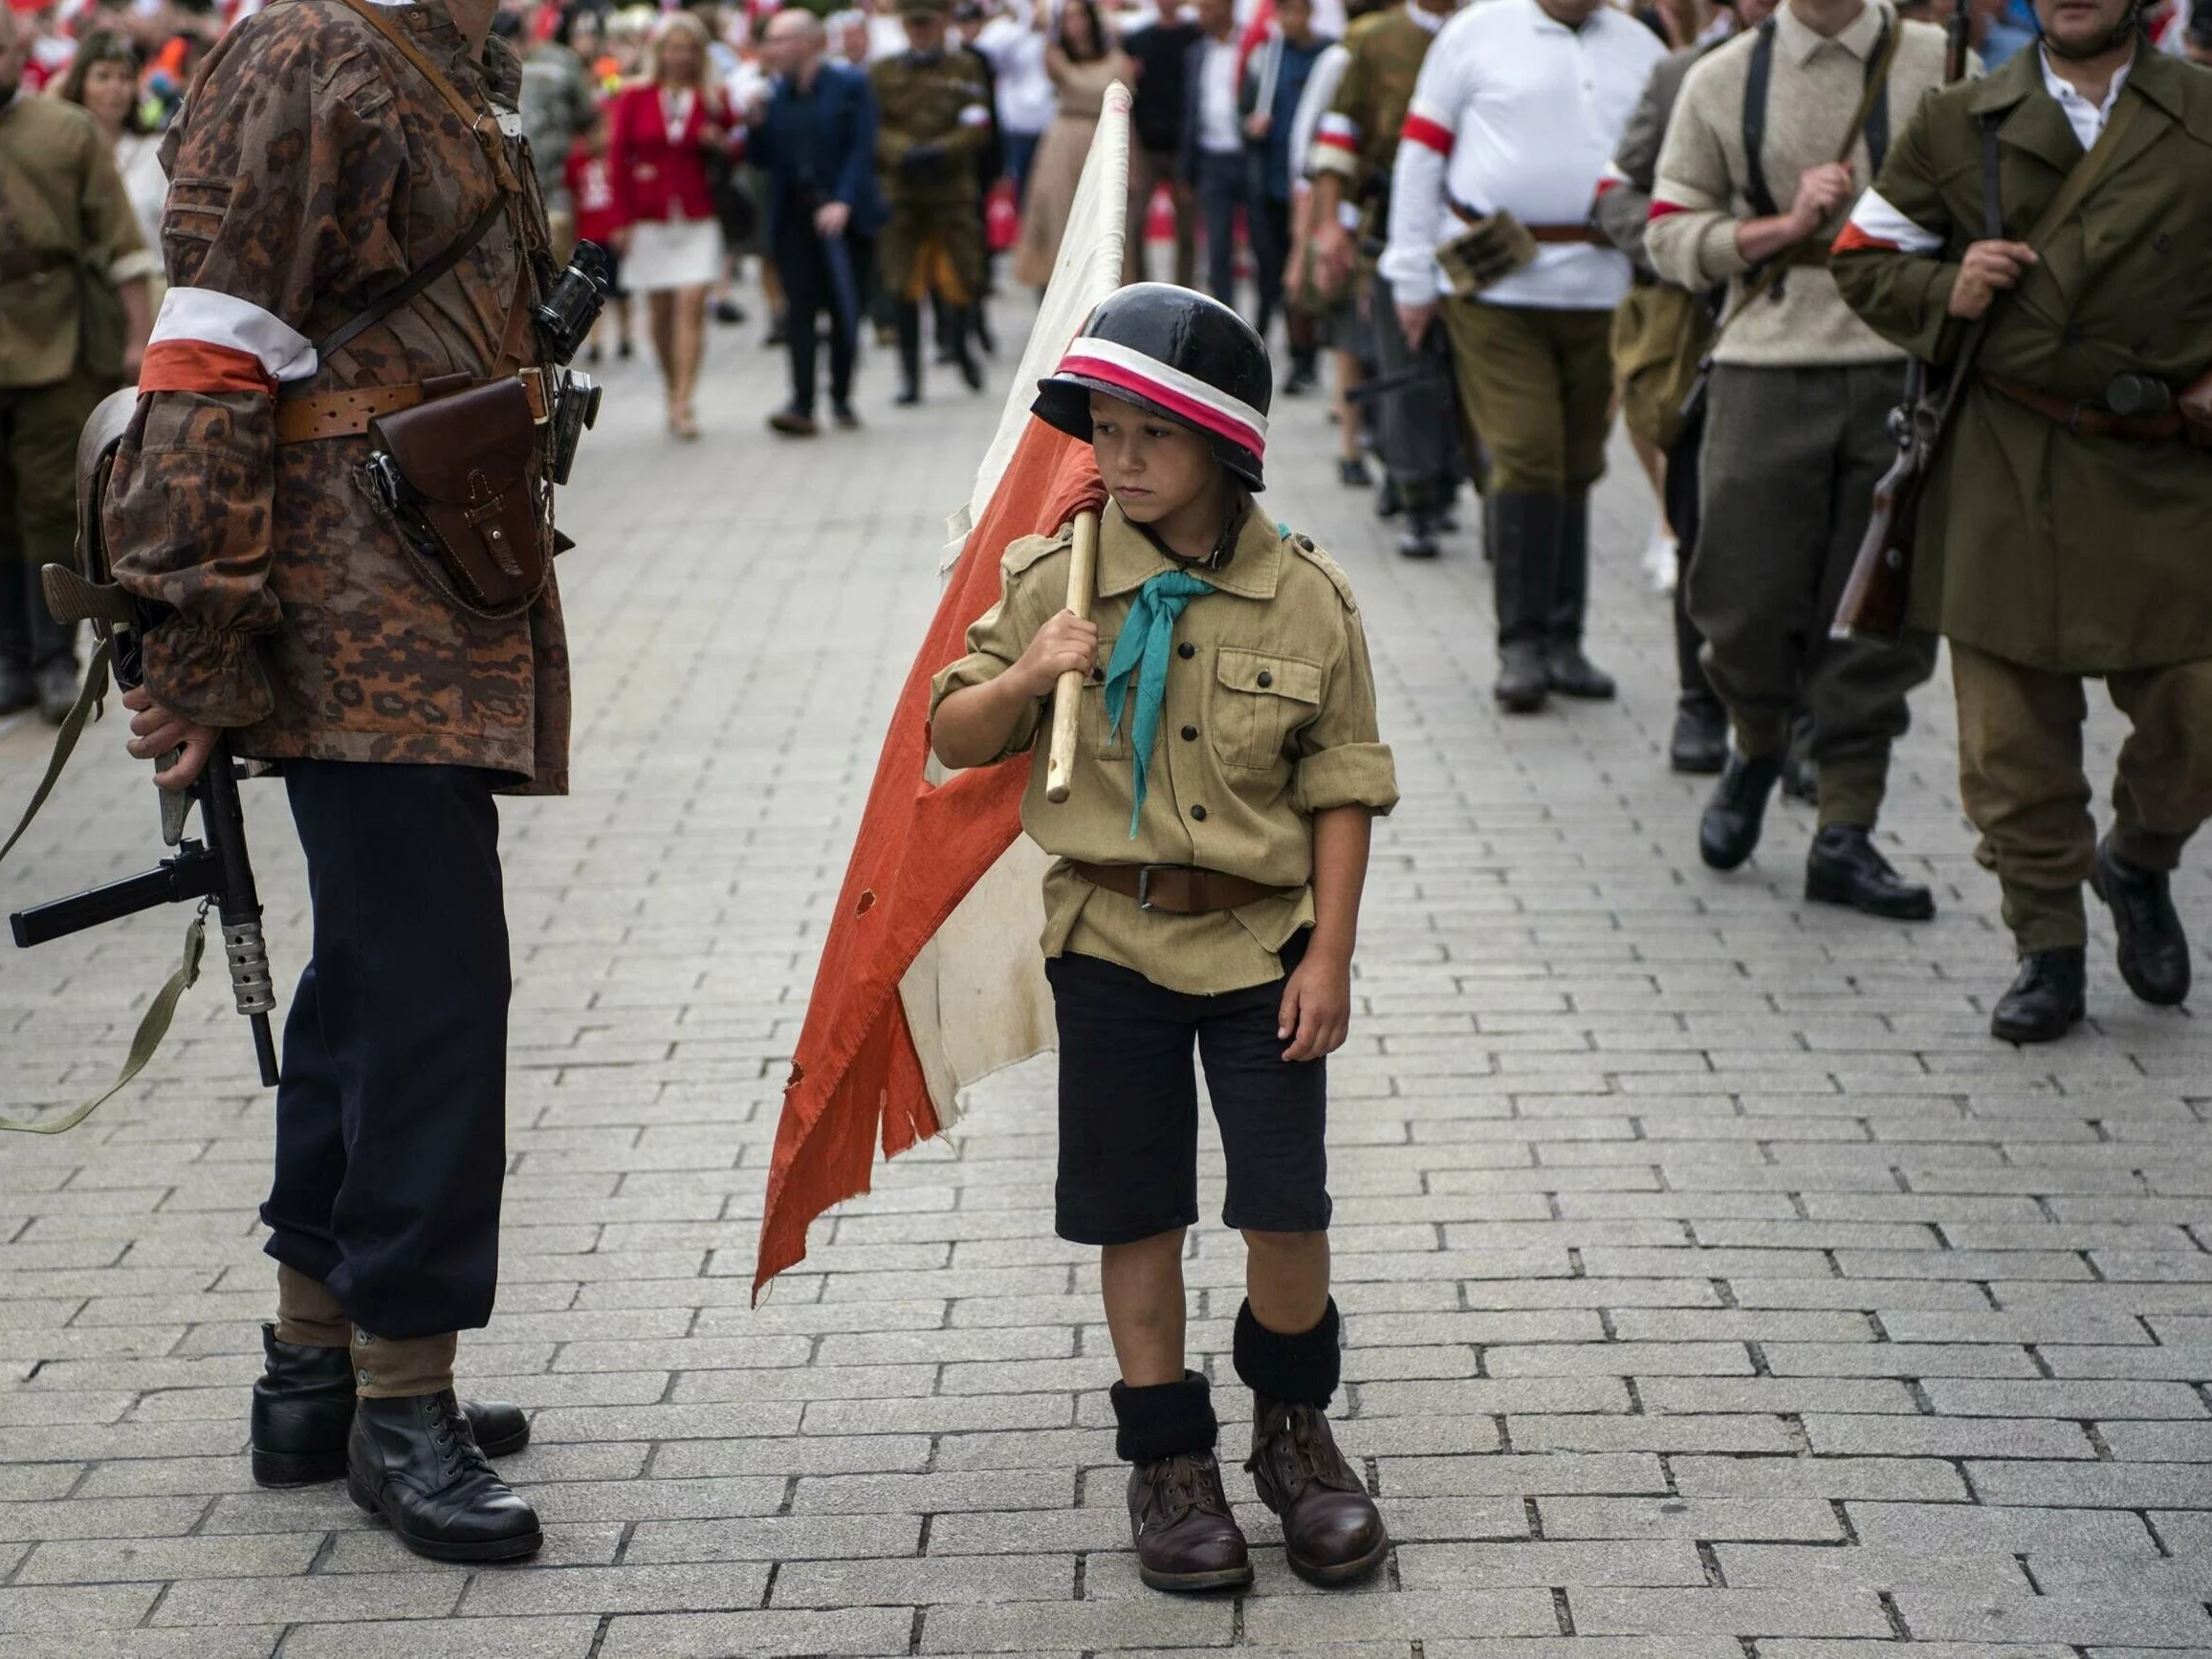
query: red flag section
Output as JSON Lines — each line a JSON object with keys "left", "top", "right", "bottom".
{"left": 753, "top": 422, "right": 1107, "bottom": 1296}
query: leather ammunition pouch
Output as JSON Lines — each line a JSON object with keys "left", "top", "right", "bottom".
{"left": 365, "top": 371, "right": 550, "bottom": 618}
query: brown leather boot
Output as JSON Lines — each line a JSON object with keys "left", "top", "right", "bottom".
{"left": 1247, "top": 1399, "right": 1390, "bottom": 1586}
{"left": 1126, "top": 1451, "right": 1254, "bottom": 1593}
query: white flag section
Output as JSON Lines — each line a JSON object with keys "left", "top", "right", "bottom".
{"left": 899, "top": 82, "right": 1133, "bottom": 1132}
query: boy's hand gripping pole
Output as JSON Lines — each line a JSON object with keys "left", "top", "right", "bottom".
{"left": 1043, "top": 509, "right": 1102, "bottom": 805}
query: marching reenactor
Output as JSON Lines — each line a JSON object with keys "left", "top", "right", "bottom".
{"left": 1833, "top": 0, "right": 2212, "bottom": 1039}
{"left": 1382, "top": 0, "right": 1662, "bottom": 709}
{"left": 101, "top": 0, "right": 578, "bottom": 1558}
{"left": 1306, "top": 0, "right": 1462, "bottom": 560}
{"left": 872, "top": 0, "right": 994, "bottom": 404}
{"left": 1645, "top": 0, "right": 1947, "bottom": 917}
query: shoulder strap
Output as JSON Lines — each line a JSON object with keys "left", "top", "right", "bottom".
{"left": 1861, "top": 17, "right": 1895, "bottom": 178}
{"left": 299, "top": 191, "right": 508, "bottom": 372}
{"left": 1741, "top": 20, "right": 1779, "bottom": 219}
{"left": 327, "top": 0, "right": 521, "bottom": 196}
{"left": 1980, "top": 110, "right": 2004, "bottom": 238}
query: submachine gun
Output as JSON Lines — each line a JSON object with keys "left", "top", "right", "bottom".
{"left": 1, "top": 397, "right": 279, "bottom": 1116}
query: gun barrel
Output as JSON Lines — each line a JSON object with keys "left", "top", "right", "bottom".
{"left": 9, "top": 846, "right": 222, "bottom": 949}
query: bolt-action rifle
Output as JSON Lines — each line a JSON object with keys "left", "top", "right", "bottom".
{"left": 1830, "top": 0, "right": 1977, "bottom": 641}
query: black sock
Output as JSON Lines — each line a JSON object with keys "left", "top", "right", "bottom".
{"left": 1109, "top": 1370, "right": 1217, "bottom": 1463}
{"left": 1233, "top": 1297, "right": 1342, "bottom": 1408}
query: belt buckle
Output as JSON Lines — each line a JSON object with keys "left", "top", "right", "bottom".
{"left": 517, "top": 366, "right": 549, "bottom": 425}
{"left": 1133, "top": 863, "right": 1187, "bottom": 913}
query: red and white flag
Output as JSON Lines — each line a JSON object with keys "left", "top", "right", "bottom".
{"left": 754, "top": 84, "right": 1136, "bottom": 1296}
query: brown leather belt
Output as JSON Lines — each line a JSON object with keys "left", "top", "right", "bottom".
{"left": 1069, "top": 862, "right": 1292, "bottom": 915}
{"left": 274, "top": 366, "right": 549, "bottom": 444}
{"left": 1525, "top": 224, "right": 1608, "bottom": 246}
{"left": 1980, "top": 370, "right": 2184, "bottom": 442}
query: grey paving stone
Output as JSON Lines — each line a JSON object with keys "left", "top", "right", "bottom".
{"left": 1566, "top": 1585, "right": 1893, "bottom": 1637}
{"left": 275, "top": 1616, "right": 602, "bottom": 1659}
{"left": 600, "top": 1607, "right": 916, "bottom": 1658}
{"left": 1891, "top": 1591, "right": 2212, "bottom": 1645}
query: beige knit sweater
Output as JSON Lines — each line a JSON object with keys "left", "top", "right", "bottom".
{"left": 1647, "top": 0, "right": 1951, "bottom": 367}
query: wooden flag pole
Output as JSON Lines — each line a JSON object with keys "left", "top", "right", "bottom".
{"left": 1043, "top": 508, "right": 1102, "bottom": 804}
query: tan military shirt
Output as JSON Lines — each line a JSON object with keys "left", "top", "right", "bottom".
{"left": 930, "top": 503, "right": 1399, "bottom": 996}
{"left": 0, "top": 91, "right": 153, "bottom": 389}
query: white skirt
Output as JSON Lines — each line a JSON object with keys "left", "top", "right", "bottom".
{"left": 624, "top": 215, "right": 724, "bottom": 293}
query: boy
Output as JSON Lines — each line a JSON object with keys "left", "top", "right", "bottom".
{"left": 930, "top": 284, "right": 1399, "bottom": 1593}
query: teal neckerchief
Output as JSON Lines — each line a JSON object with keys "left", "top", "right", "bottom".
{"left": 1102, "top": 568, "right": 1216, "bottom": 838}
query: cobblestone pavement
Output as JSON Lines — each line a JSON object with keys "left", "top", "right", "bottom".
{"left": 0, "top": 289, "right": 2207, "bottom": 1659}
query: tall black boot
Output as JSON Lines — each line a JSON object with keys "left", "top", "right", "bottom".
{"left": 894, "top": 303, "right": 922, "bottom": 405}
{"left": 1545, "top": 490, "right": 1615, "bottom": 699}
{"left": 952, "top": 302, "right": 984, "bottom": 391}
{"left": 1491, "top": 491, "right": 1559, "bottom": 712}
{"left": 1671, "top": 575, "right": 1725, "bottom": 774}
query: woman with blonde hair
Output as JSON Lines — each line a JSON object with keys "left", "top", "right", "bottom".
{"left": 608, "top": 11, "right": 736, "bottom": 437}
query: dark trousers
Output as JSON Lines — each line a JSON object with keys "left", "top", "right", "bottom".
{"left": 1004, "top": 131, "right": 1041, "bottom": 206}
{"left": 1251, "top": 192, "right": 1290, "bottom": 342}
{"left": 0, "top": 374, "right": 99, "bottom": 671}
{"left": 1663, "top": 403, "right": 1719, "bottom": 710}
{"left": 1193, "top": 147, "right": 1248, "bottom": 313}
{"left": 773, "top": 215, "right": 859, "bottom": 418}
{"left": 261, "top": 761, "right": 512, "bottom": 1341}
{"left": 1369, "top": 279, "right": 1463, "bottom": 512}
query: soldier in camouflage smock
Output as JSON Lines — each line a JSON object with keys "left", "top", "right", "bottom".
{"left": 871, "top": 0, "right": 994, "bottom": 403}
{"left": 1305, "top": 0, "right": 1463, "bottom": 558}
{"left": 103, "top": 0, "right": 565, "bottom": 1562}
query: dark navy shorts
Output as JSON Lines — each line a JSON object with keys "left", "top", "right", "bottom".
{"left": 1045, "top": 932, "right": 1331, "bottom": 1247}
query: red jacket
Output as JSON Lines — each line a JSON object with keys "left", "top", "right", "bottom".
{"left": 607, "top": 80, "right": 734, "bottom": 225}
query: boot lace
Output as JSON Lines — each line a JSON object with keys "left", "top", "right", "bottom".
{"left": 1248, "top": 1402, "right": 1362, "bottom": 1503}
{"left": 427, "top": 1392, "right": 493, "bottom": 1484}
{"left": 1138, "top": 1452, "right": 1231, "bottom": 1534}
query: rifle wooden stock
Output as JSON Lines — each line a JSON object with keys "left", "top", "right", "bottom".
{"left": 1832, "top": 439, "right": 1921, "bottom": 642}
{"left": 1043, "top": 509, "right": 1102, "bottom": 805}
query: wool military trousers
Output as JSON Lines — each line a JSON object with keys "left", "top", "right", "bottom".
{"left": 0, "top": 372, "right": 101, "bottom": 671}
{"left": 1953, "top": 643, "right": 2212, "bottom": 956}
{"left": 1437, "top": 300, "right": 1612, "bottom": 495}
{"left": 1689, "top": 362, "right": 1938, "bottom": 829}
{"left": 261, "top": 760, "right": 512, "bottom": 1342}
{"left": 1369, "top": 280, "right": 1464, "bottom": 514}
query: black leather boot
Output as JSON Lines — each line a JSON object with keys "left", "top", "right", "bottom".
{"left": 1990, "top": 947, "right": 2087, "bottom": 1043}
{"left": 348, "top": 1390, "right": 542, "bottom": 1562}
{"left": 1492, "top": 491, "right": 1557, "bottom": 712}
{"left": 1699, "top": 751, "right": 1785, "bottom": 870}
{"left": 893, "top": 303, "right": 922, "bottom": 405}
{"left": 952, "top": 304, "right": 984, "bottom": 391}
{"left": 1544, "top": 491, "right": 1614, "bottom": 699}
{"left": 1805, "top": 825, "right": 1936, "bottom": 921}
{"left": 1375, "top": 473, "right": 1403, "bottom": 519}
{"left": 2091, "top": 837, "right": 2192, "bottom": 1005}
{"left": 252, "top": 1326, "right": 529, "bottom": 1488}
{"left": 1398, "top": 507, "right": 1440, "bottom": 560}
{"left": 1670, "top": 696, "right": 1728, "bottom": 775}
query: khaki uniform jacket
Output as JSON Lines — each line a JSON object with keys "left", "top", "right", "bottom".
{"left": 1831, "top": 48, "right": 2212, "bottom": 674}
{"left": 930, "top": 504, "right": 1399, "bottom": 995}
{"left": 0, "top": 93, "right": 155, "bottom": 389}
{"left": 1311, "top": 5, "right": 1437, "bottom": 242}
{"left": 871, "top": 49, "right": 993, "bottom": 300}
{"left": 103, "top": 0, "right": 571, "bottom": 793}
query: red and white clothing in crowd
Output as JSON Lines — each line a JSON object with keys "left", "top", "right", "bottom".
{"left": 565, "top": 140, "right": 624, "bottom": 251}
{"left": 1380, "top": 0, "right": 1660, "bottom": 312}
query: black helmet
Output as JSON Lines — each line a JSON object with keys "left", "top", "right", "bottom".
{"left": 1032, "top": 283, "right": 1272, "bottom": 490}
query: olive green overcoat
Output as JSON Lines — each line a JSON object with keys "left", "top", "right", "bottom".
{"left": 1831, "top": 48, "right": 2212, "bottom": 673}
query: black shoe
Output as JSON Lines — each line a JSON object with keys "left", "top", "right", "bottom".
{"left": 1284, "top": 362, "right": 1317, "bottom": 397}
{"left": 1437, "top": 506, "right": 1459, "bottom": 535}
{"left": 348, "top": 1390, "right": 542, "bottom": 1562}
{"left": 957, "top": 347, "right": 984, "bottom": 392}
{"left": 1670, "top": 698, "right": 1727, "bottom": 775}
{"left": 617, "top": 338, "right": 634, "bottom": 360}
{"left": 713, "top": 297, "right": 747, "bottom": 326}
{"left": 1545, "top": 644, "right": 1615, "bottom": 701}
{"left": 1990, "top": 948, "right": 2087, "bottom": 1043}
{"left": 832, "top": 402, "right": 861, "bottom": 430}
{"left": 1398, "top": 511, "right": 1439, "bottom": 560}
{"left": 1805, "top": 824, "right": 1936, "bottom": 921}
{"left": 1699, "top": 752, "right": 1784, "bottom": 871}
{"left": 251, "top": 1328, "right": 529, "bottom": 1488}
{"left": 1338, "top": 455, "right": 1372, "bottom": 489}
{"left": 1375, "top": 475, "right": 1402, "bottom": 519}
{"left": 34, "top": 660, "right": 79, "bottom": 726}
{"left": 0, "top": 659, "right": 33, "bottom": 716}
{"left": 2091, "top": 837, "right": 2192, "bottom": 1005}
{"left": 1494, "top": 641, "right": 1549, "bottom": 713}
{"left": 584, "top": 342, "right": 602, "bottom": 366}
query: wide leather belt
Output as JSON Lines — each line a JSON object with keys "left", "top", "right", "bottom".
{"left": 274, "top": 366, "right": 549, "bottom": 444}
{"left": 1525, "top": 224, "right": 1608, "bottom": 245}
{"left": 1980, "top": 371, "right": 2184, "bottom": 442}
{"left": 1068, "top": 862, "right": 1292, "bottom": 915}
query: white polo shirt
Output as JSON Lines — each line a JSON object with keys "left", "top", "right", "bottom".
{"left": 1382, "top": 0, "right": 1664, "bottom": 310}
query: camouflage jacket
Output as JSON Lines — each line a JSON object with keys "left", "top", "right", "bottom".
{"left": 104, "top": 0, "right": 571, "bottom": 794}
{"left": 870, "top": 49, "right": 995, "bottom": 210}
{"left": 1310, "top": 3, "right": 1444, "bottom": 241}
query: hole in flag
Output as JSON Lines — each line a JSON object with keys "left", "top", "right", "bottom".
{"left": 856, "top": 889, "right": 877, "bottom": 915}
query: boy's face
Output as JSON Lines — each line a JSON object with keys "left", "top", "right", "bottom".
{"left": 1088, "top": 393, "right": 1217, "bottom": 527}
